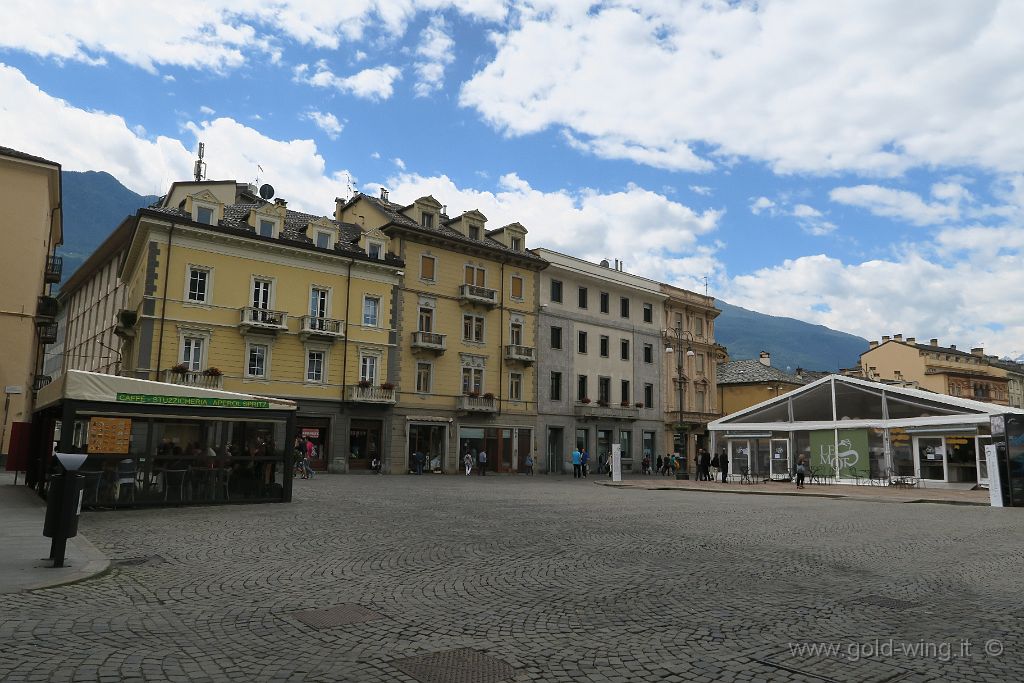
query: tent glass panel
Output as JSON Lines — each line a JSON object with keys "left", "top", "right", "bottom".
{"left": 791, "top": 382, "right": 835, "bottom": 421}
{"left": 834, "top": 381, "right": 884, "bottom": 420}
{"left": 884, "top": 392, "right": 973, "bottom": 419}
{"left": 728, "top": 399, "right": 791, "bottom": 424}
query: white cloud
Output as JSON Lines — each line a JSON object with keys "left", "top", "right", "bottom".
{"left": 461, "top": 1, "right": 1024, "bottom": 176}
{"left": 791, "top": 203, "right": 835, "bottom": 235}
{"left": 199, "top": 105, "right": 216, "bottom": 116}
{"left": 414, "top": 15, "right": 455, "bottom": 97}
{"left": 724, "top": 249, "right": 1024, "bottom": 360}
{"left": 294, "top": 61, "right": 401, "bottom": 101}
{"left": 393, "top": 157, "right": 406, "bottom": 170}
{"left": 690, "top": 185, "right": 712, "bottom": 196}
{"left": 829, "top": 183, "right": 969, "bottom": 226}
{"left": 0, "top": 64, "right": 350, "bottom": 214}
{"left": 0, "top": 1, "right": 507, "bottom": 72}
{"left": 384, "top": 171, "right": 724, "bottom": 292}
{"left": 303, "top": 110, "right": 344, "bottom": 139}
{"left": 370, "top": 151, "right": 381, "bottom": 159}
{"left": 750, "top": 197, "right": 776, "bottom": 215}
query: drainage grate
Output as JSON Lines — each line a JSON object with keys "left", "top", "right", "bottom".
{"left": 291, "top": 603, "right": 384, "bottom": 629}
{"left": 854, "top": 595, "right": 921, "bottom": 610}
{"left": 392, "top": 648, "right": 514, "bottom": 683}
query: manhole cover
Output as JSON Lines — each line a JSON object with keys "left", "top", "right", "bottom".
{"left": 291, "top": 603, "right": 384, "bottom": 629}
{"left": 854, "top": 595, "right": 921, "bottom": 610}
{"left": 392, "top": 648, "right": 514, "bottom": 683}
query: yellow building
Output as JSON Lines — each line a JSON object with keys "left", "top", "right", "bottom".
{"left": 0, "top": 147, "right": 63, "bottom": 466}
{"left": 337, "top": 190, "right": 546, "bottom": 473}
{"left": 716, "top": 352, "right": 808, "bottom": 416}
{"left": 858, "top": 335, "right": 1010, "bottom": 405}
{"left": 117, "top": 180, "right": 402, "bottom": 472}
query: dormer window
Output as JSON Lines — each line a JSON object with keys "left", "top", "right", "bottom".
{"left": 422, "top": 212, "right": 434, "bottom": 228}
{"left": 469, "top": 225, "right": 480, "bottom": 240}
{"left": 195, "top": 205, "right": 215, "bottom": 225}
{"left": 316, "top": 231, "right": 332, "bottom": 249}
{"left": 510, "top": 236, "right": 522, "bottom": 251}
{"left": 367, "top": 240, "right": 384, "bottom": 259}
{"left": 258, "top": 219, "right": 276, "bottom": 237}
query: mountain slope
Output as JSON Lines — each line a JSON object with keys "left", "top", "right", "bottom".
{"left": 58, "top": 171, "right": 159, "bottom": 285}
{"left": 713, "top": 300, "right": 867, "bottom": 372}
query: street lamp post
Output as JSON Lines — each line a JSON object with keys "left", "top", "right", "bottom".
{"left": 664, "top": 326, "right": 696, "bottom": 479}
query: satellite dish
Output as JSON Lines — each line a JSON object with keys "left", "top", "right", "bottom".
{"left": 259, "top": 183, "right": 275, "bottom": 200}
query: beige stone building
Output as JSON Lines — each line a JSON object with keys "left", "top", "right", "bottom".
{"left": 660, "top": 283, "right": 723, "bottom": 470}
{"left": 58, "top": 218, "right": 133, "bottom": 376}
{"left": 857, "top": 335, "right": 1016, "bottom": 406}
{"left": 0, "top": 147, "right": 63, "bottom": 463}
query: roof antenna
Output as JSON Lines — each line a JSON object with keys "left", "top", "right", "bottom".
{"left": 345, "top": 172, "right": 353, "bottom": 200}
{"left": 193, "top": 142, "right": 207, "bottom": 182}
{"left": 704, "top": 275, "right": 708, "bottom": 297}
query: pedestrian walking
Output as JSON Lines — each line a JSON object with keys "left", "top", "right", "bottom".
{"left": 464, "top": 450, "right": 474, "bottom": 476}
{"left": 795, "top": 457, "right": 807, "bottom": 489}
{"left": 720, "top": 449, "right": 729, "bottom": 483}
{"left": 525, "top": 452, "right": 534, "bottom": 475}
{"left": 414, "top": 449, "right": 425, "bottom": 475}
{"left": 699, "top": 449, "right": 711, "bottom": 481}
{"left": 301, "top": 437, "right": 316, "bottom": 479}
{"left": 581, "top": 449, "right": 590, "bottom": 478}
{"left": 656, "top": 455, "right": 664, "bottom": 476}
{"left": 477, "top": 449, "right": 487, "bottom": 476}
{"left": 572, "top": 447, "right": 582, "bottom": 478}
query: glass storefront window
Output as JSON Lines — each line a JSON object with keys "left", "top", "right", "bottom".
{"left": 619, "top": 430, "right": 632, "bottom": 469}
{"left": 889, "top": 428, "right": 914, "bottom": 476}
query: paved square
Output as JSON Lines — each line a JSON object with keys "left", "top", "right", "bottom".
{"left": 1, "top": 476, "right": 1021, "bottom": 682}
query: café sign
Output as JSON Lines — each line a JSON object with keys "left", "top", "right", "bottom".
{"left": 116, "top": 393, "right": 270, "bottom": 409}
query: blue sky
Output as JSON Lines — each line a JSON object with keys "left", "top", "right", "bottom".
{"left": 2, "top": 1, "right": 1023, "bottom": 358}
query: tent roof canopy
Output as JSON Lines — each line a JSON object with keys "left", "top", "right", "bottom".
{"left": 35, "top": 370, "right": 297, "bottom": 412}
{"left": 709, "top": 374, "right": 1023, "bottom": 431}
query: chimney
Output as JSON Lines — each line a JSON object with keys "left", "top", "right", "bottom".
{"left": 759, "top": 351, "right": 771, "bottom": 367}
{"left": 882, "top": 336, "right": 891, "bottom": 342}
{"left": 274, "top": 198, "right": 287, "bottom": 208}
{"left": 971, "top": 347, "right": 984, "bottom": 356}
{"left": 907, "top": 337, "right": 916, "bottom": 344}
{"left": 380, "top": 187, "right": 389, "bottom": 202}
{"left": 894, "top": 333, "right": 903, "bottom": 341}
{"left": 600, "top": 259, "right": 610, "bottom": 268}
{"left": 930, "top": 338, "right": 938, "bottom": 346}
{"left": 949, "top": 344, "right": 957, "bottom": 350}
{"left": 868, "top": 341, "right": 878, "bottom": 349}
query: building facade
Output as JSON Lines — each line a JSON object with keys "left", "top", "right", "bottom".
{"left": 116, "top": 180, "right": 403, "bottom": 473}
{"left": 661, "top": 283, "right": 722, "bottom": 473}
{"left": 59, "top": 218, "right": 134, "bottom": 376}
{"left": 338, "top": 191, "right": 545, "bottom": 474}
{"left": 533, "top": 251, "right": 667, "bottom": 473}
{"left": 717, "top": 353, "right": 808, "bottom": 415}
{"left": 0, "top": 147, "right": 63, "bottom": 464}
{"left": 858, "top": 335, "right": 1014, "bottom": 406}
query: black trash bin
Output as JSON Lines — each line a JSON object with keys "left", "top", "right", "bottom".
{"left": 42, "top": 471, "right": 84, "bottom": 567}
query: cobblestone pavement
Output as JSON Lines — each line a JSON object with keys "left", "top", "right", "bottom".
{"left": 1, "top": 475, "right": 1022, "bottom": 682}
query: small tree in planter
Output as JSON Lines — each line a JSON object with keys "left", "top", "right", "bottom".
{"left": 634, "top": 402, "right": 644, "bottom": 409}
{"left": 467, "top": 390, "right": 481, "bottom": 398}
{"left": 170, "top": 362, "right": 190, "bottom": 375}
{"left": 203, "top": 367, "right": 223, "bottom": 377}
{"left": 380, "top": 382, "right": 395, "bottom": 390}
{"left": 620, "top": 400, "right": 631, "bottom": 407}
{"left": 580, "top": 397, "right": 592, "bottom": 404}
{"left": 357, "top": 379, "right": 372, "bottom": 389}
{"left": 482, "top": 392, "right": 495, "bottom": 400}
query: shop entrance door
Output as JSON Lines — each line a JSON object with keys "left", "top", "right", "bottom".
{"left": 977, "top": 436, "right": 991, "bottom": 486}
{"left": 770, "top": 438, "right": 790, "bottom": 479}
{"left": 729, "top": 440, "right": 750, "bottom": 476}
{"left": 547, "top": 427, "right": 564, "bottom": 474}
{"left": 915, "top": 436, "right": 946, "bottom": 481}
{"left": 298, "top": 420, "right": 330, "bottom": 471}
{"left": 349, "top": 420, "right": 382, "bottom": 471}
